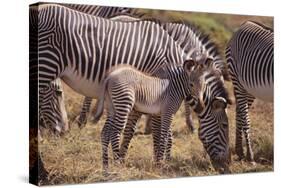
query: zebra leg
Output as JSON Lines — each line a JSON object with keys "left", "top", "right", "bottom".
{"left": 101, "top": 115, "right": 113, "bottom": 172}
{"left": 244, "top": 97, "right": 255, "bottom": 162}
{"left": 184, "top": 100, "right": 195, "bottom": 133}
{"left": 235, "top": 103, "right": 244, "bottom": 160}
{"left": 165, "top": 127, "right": 173, "bottom": 161}
{"left": 110, "top": 92, "right": 135, "bottom": 163}
{"left": 119, "top": 111, "right": 142, "bottom": 161}
{"left": 76, "top": 97, "right": 93, "bottom": 127}
{"left": 158, "top": 114, "right": 173, "bottom": 162}
{"left": 143, "top": 115, "right": 152, "bottom": 134}
{"left": 151, "top": 115, "right": 161, "bottom": 161}
{"left": 110, "top": 125, "right": 122, "bottom": 162}
{"left": 235, "top": 95, "right": 255, "bottom": 162}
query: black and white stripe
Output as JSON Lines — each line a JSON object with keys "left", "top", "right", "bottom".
{"left": 75, "top": 13, "right": 229, "bottom": 132}
{"left": 32, "top": 3, "right": 133, "bottom": 135}
{"left": 92, "top": 63, "right": 202, "bottom": 171}
{"left": 39, "top": 79, "right": 68, "bottom": 134}
{"left": 225, "top": 21, "right": 273, "bottom": 162}
{"left": 31, "top": 4, "right": 231, "bottom": 173}
{"left": 119, "top": 65, "right": 232, "bottom": 173}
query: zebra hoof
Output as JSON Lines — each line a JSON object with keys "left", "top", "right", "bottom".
{"left": 90, "top": 117, "right": 99, "bottom": 125}
{"left": 102, "top": 170, "right": 110, "bottom": 177}
{"left": 189, "top": 128, "right": 196, "bottom": 134}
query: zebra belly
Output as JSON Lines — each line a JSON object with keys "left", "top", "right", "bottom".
{"left": 61, "top": 69, "right": 101, "bottom": 98}
{"left": 243, "top": 84, "right": 273, "bottom": 102}
{"left": 134, "top": 102, "right": 161, "bottom": 115}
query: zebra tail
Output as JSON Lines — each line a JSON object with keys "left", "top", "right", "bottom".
{"left": 91, "top": 80, "right": 108, "bottom": 124}
{"left": 92, "top": 99, "right": 104, "bottom": 124}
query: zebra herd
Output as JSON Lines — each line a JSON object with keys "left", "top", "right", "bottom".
{"left": 30, "top": 3, "right": 273, "bottom": 177}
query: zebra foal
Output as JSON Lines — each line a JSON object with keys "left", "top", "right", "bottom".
{"left": 92, "top": 62, "right": 203, "bottom": 171}
{"left": 119, "top": 62, "right": 232, "bottom": 173}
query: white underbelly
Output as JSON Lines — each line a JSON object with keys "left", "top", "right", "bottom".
{"left": 134, "top": 102, "right": 161, "bottom": 115}
{"left": 244, "top": 84, "right": 273, "bottom": 102}
{"left": 61, "top": 68, "right": 102, "bottom": 98}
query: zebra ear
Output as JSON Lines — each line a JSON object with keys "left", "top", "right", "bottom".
{"left": 183, "top": 59, "right": 196, "bottom": 72}
{"left": 212, "top": 97, "right": 227, "bottom": 110}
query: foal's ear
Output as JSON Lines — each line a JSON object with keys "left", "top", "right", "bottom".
{"left": 183, "top": 59, "right": 196, "bottom": 72}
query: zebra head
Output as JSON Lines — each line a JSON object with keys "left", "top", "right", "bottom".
{"left": 39, "top": 79, "right": 69, "bottom": 135}
{"left": 184, "top": 57, "right": 215, "bottom": 112}
{"left": 196, "top": 66, "right": 232, "bottom": 174}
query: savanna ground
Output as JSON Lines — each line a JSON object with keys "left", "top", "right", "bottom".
{"left": 39, "top": 8, "right": 274, "bottom": 185}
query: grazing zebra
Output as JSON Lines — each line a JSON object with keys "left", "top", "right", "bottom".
{"left": 74, "top": 13, "right": 229, "bottom": 132}
{"left": 226, "top": 21, "right": 273, "bottom": 162}
{"left": 34, "top": 3, "right": 137, "bottom": 134}
{"left": 30, "top": 4, "right": 195, "bottom": 136}
{"left": 92, "top": 62, "right": 204, "bottom": 171}
{"left": 119, "top": 62, "right": 232, "bottom": 174}
{"left": 39, "top": 79, "right": 69, "bottom": 135}
{"left": 30, "top": 4, "right": 230, "bottom": 173}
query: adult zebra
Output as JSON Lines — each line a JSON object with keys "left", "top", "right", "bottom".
{"left": 35, "top": 3, "right": 136, "bottom": 134}
{"left": 30, "top": 3, "right": 230, "bottom": 173}
{"left": 225, "top": 21, "right": 273, "bottom": 162}
{"left": 74, "top": 12, "right": 229, "bottom": 132}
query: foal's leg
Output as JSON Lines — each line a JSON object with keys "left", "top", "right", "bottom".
{"left": 101, "top": 114, "right": 114, "bottom": 172}
{"left": 184, "top": 100, "right": 195, "bottom": 133}
{"left": 119, "top": 111, "right": 142, "bottom": 160}
{"left": 76, "top": 97, "right": 93, "bottom": 127}
{"left": 110, "top": 89, "right": 135, "bottom": 163}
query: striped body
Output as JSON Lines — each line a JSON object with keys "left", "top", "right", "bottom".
{"left": 32, "top": 3, "right": 133, "bottom": 135}
{"left": 31, "top": 3, "right": 186, "bottom": 133}
{"left": 75, "top": 13, "right": 229, "bottom": 132}
{"left": 93, "top": 65, "right": 201, "bottom": 170}
{"left": 32, "top": 4, "right": 186, "bottom": 94}
{"left": 119, "top": 65, "right": 232, "bottom": 173}
{"left": 226, "top": 21, "right": 273, "bottom": 161}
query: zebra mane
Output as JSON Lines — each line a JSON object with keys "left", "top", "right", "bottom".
{"left": 108, "top": 12, "right": 163, "bottom": 25}
{"left": 173, "top": 20, "right": 220, "bottom": 57}
{"left": 244, "top": 20, "right": 273, "bottom": 32}
{"left": 108, "top": 11, "right": 145, "bottom": 20}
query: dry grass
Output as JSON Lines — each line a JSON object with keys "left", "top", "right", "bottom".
{"left": 38, "top": 11, "right": 273, "bottom": 185}
{"left": 39, "top": 80, "right": 273, "bottom": 185}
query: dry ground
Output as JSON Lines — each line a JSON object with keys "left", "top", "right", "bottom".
{"left": 38, "top": 9, "right": 273, "bottom": 185}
